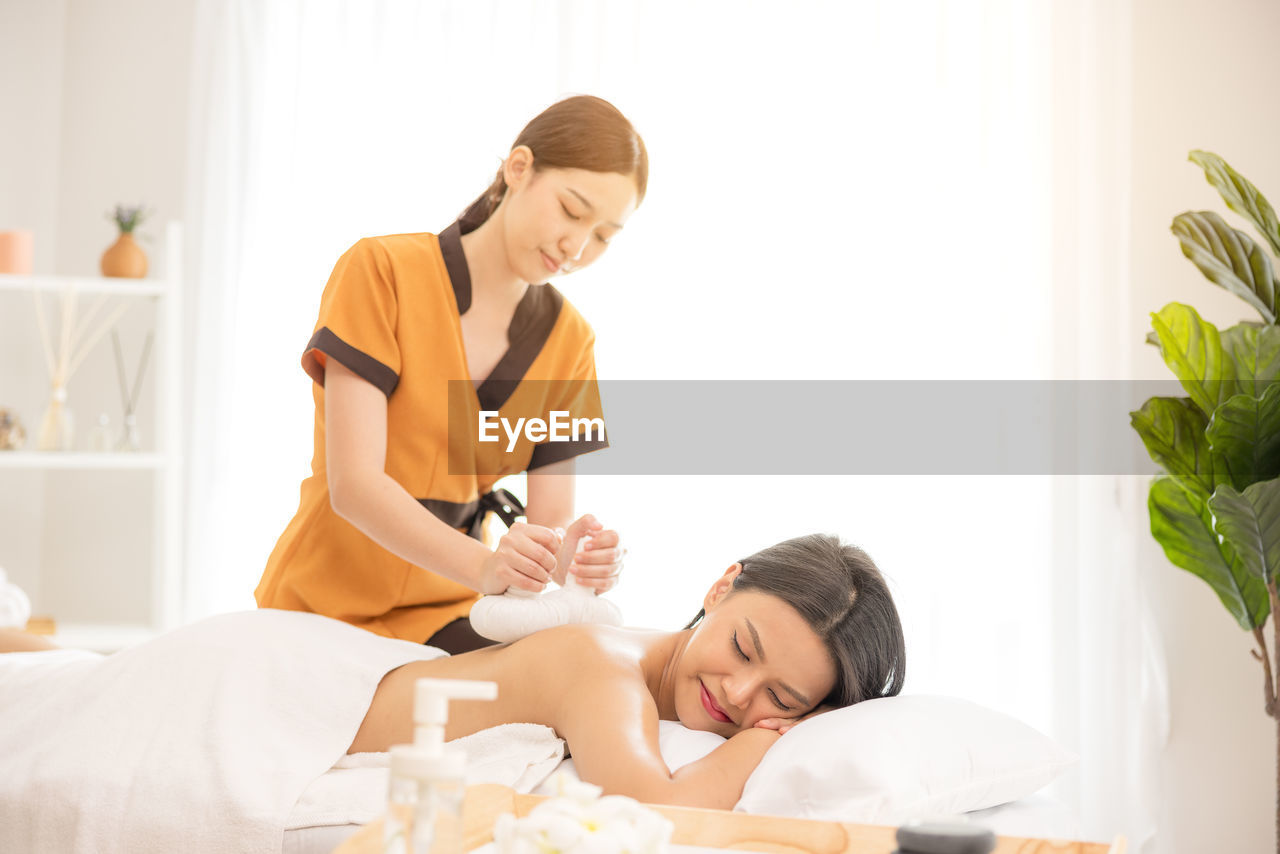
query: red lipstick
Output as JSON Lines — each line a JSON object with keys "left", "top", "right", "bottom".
{"left": 699, "top": 680, "right": 731, "bottom": 723}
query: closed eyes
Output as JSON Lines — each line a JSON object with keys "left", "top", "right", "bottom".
{"left": 561, "top": 202, "right": 613, "bottom": 246}
{"left": 731, "top": 630, "right": 793, "bottom": 711}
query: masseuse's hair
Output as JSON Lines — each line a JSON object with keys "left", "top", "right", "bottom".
{"left": 461, "top": 95, "right": 648, "bottom": 225}
{"left": 685, "top": 534, "right": 906, "bottom": 708}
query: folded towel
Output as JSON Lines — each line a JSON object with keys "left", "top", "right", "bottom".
{"left": 289, "top": 723, "right": 566, "bottom": 829}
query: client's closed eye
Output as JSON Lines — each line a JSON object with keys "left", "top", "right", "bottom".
{"left": 733, "top": 630, "right": 794, "bottom": 711}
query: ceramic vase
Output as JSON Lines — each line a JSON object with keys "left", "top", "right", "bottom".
{"left": 0, "top": 230, "right": 33, "bottom": 274}
{"left": 100, "top": 232, "right": 148, "bottom": 278}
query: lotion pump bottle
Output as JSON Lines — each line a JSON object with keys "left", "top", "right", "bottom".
{"left": 384, "top": 677, "right": 497, "bottom": 854}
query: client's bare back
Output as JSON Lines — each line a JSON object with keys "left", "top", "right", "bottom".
{"left": 349, "top": 622, "right": 659, "bottom": 754}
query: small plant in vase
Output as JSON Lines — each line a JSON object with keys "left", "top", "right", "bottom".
{"left": 101, "top": 204, "right": 151, "bottom": 279}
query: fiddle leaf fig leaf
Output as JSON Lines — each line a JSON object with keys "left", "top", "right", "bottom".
{"left": 1189, "top": 150, "right": 1280, "bottom": 256}
{"left": 1150, "top": 303, "right": 1238, "bottom": 417}
{"left": 1206, "top": 384, "right": 1280, "bottom": 489}
{"left": 1220, "top": 322, "right": 1280, "bottom": 394}
{"left": 1130, "top": 397, "right": 1219, "bottom": 495}
{"left": 1208, "top": 479, "right": 1280, "bottom": 585}
{"left": 1149, "top": 476, "right": 1270, "bottom": 630}
{"left": 1171, "top": 211, "right": 1278, "bottom": 324}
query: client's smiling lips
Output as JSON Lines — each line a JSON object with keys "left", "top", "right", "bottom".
{"left": 699, "top": 679, "right": 732, "bottom": 724}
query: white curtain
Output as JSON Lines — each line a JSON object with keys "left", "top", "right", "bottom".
{"left": 183, "top": 0, "right": 1160, "bottom": 846}
{"left": 1045, "top": 1, "right": 1165, "bottom": 848}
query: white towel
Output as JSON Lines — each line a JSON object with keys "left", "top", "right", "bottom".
{"left": 0, "top": 609, "right": 444, "bottom": 854}
{"left": 288, "top": 723, "right": 566, "bottom": 830}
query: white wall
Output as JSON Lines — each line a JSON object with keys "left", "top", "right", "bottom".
{"left": 0, "top": 0, "right": 65, "bottom": 269}
{"left": 0, "top": 0, "right": 66, "bottom": 612}
{"left": 1, "top": 0, "right": 1276, "bottom": 847}
{"left": 0, "top": 0, "right": 194, "bottom": 624}
{"left": 1130, "top": 0, "right": 1280, "bottom": 850}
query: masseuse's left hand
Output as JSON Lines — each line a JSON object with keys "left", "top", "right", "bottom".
{"left": 554, "top": 514, "right": 626, "bottom": 593}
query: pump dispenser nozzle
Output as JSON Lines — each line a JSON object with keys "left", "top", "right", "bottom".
{"left": 389, "top": 678, "right": 498, "bottom": 782}
{"left": 411, "top": 678, "right": 499, "bottom": 755}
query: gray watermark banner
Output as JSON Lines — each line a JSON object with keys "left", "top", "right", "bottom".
{"left": 449, "top": 380, "right": 1252, "bottom": 475}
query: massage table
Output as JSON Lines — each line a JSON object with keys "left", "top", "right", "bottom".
{"left": 332, "top": 784, "right": 1117, "bottom": 854}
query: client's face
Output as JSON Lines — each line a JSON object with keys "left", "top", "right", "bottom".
{"left": 675, "top": 581, "right": 836, "bottom": 738}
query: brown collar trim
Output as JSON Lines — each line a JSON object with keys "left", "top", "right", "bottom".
{"left": 438, "top": 216, "right": 565, "bottom": 411}
{"left": 477, "top": 284, "right": 564, "bottom": 411}
{"left": 437, "top": 220, "right": 472, "bottom": 314}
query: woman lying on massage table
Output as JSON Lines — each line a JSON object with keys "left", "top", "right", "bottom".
{"left": 358, "top": 531, "right": 904, "bottom": 809}
{"left": 0, "top": 533, "right": 904, "bottom": 816}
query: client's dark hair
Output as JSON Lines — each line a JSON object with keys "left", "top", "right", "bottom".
{"left": 684, "top": 533, "right": 906, "bottom": 708}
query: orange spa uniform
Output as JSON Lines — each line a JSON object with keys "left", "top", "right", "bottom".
{"left": 254, "top": 216, "right": 607, "bottom": 642}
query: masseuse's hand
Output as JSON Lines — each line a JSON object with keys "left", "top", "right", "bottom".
{"left": 478, "top": 522, "right": 561, "bottom": 595}
{"left": 753, "top": 704, "right": 834, "bottom": 736}
{"left": 554, "top": 514, "right": 625, "bottom": 593}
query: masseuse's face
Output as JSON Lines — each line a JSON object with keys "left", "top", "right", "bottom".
{"left": 675, "top": 568, "right": 837, "bottom": 738}
{"left": 499, "top": 146, "right": 638, "bottom": 284}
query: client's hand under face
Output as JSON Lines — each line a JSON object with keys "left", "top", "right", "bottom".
{"left": 754, "top": 704, "right": 835, "bottom": 736}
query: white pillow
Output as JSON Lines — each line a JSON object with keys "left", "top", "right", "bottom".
{"left": 733, "top": 694, "right": 1076, "bottom": 823}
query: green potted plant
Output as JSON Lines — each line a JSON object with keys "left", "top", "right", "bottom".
{"left": 1130, "top": 150, "right": 1280, "bottom": 850}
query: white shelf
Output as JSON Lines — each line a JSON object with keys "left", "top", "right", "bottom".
{"left": 0, "top": 451, "right": 164, "bottom": 470}
{"left": 0, "top": 273, "right": 166, "bottom": 297}
{"left": 0, "top": 222, "right": 184, "bottom": 640}
{"left": 49, "top": 622, "right": 157, "bottom": 654}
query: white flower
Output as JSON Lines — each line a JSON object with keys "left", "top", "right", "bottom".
{"left": 493, "top": 773, "right": 673, "bottom": 854}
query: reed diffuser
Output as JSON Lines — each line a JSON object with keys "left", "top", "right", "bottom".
{"left": 112, "top": 328, "right": 152, "bottom": 452}
{"left": 33, "top": 289, "right": 130, "bottom": 451}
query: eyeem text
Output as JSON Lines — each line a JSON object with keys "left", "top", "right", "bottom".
{"left": 477, "top": 410, "right": 606, "bottom": 452}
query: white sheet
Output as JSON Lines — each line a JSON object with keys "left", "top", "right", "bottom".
{"left": 282, "top": 717, "right": 1080, "bottom": 845}
{"left": 0, "top": 609, "right": 444, "bottom": 854}
{"left": 0, "top": 613, "right": 1079, "bottom": 853}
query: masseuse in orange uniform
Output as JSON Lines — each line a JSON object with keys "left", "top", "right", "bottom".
{"left": 255, "top": 96, "right": 646, "bottom": 653}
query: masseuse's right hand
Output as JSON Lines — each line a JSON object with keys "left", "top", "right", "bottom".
{"left": 477, "top": 522, "right": 562, "bottom": 595}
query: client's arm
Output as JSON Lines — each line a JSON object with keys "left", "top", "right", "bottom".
{"left": 556, "top": 660, "right": 780, "bottom": 811}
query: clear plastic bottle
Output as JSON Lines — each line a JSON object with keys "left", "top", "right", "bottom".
{"left": 88, "top": 413, "right": 111, "bottom": 452}
{"left": 383, "top": 678, "right": 496, "bottom": 854}
{"left": 385, "top": 749, "right": 464, "bottom": 853}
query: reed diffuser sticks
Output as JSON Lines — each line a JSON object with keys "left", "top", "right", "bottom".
{"left": 32, "top": 287, "right": 130, "bottom": 451}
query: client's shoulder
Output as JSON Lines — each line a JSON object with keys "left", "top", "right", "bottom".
{"left": 510, "top": 623, "right": 653, "bottom": 671}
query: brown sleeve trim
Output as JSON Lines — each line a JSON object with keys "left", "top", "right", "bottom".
{"left": 528, "top": 436, "right": 610, "bottom": 470}
{"left": 303, "top": 326, "right": 399, "bottom": 397}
